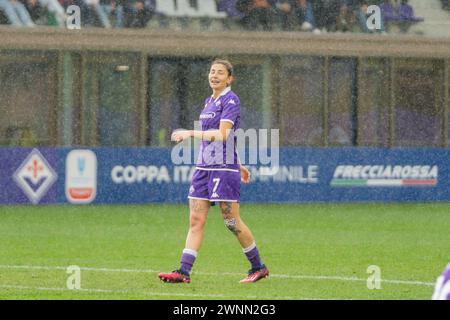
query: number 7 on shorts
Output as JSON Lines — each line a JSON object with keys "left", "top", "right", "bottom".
{"left": 212, "top": 178, "right": 221, "bottom": 193}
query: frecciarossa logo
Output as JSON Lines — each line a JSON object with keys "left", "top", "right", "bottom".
{"left": 331, "top": 165, "right": 438, "bottom": 187}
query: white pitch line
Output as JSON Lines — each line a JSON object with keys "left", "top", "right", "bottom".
{"left": 204, "top": 272, "right": 434, "bottom": 287}
{"left": 0, "top": 284, "right": 314, "bottom": 300}
{"left": 0, "top": 284, "right": 224, "bottom": 298}
{"left": 264, "top": 274, "right": 435, "bottom": 287}
{"left": 0, "top": 265, "right": 159, "bottom": 273}
{"left": 0, "top": 264, "right": 435, "bottom": 287}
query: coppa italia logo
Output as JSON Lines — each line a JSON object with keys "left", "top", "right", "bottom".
{"left": 13, "top": 149, "right": 57, "bottom": 204}
{"left": 65, "top": 150, "right": 97, "bottom": 204}
{"left": 331, "top": 165, "right": 438, "bottom": 187}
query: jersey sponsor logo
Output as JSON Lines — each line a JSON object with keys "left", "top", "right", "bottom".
{"left": 65, "top": 150, "right": 97, "bottom": 204}
{"left": 199, "top": 112, "right": 216, "bottom": 120}
{"left": 13, "top": 149, "right": 57, "bottom": 204}
{"left": 228, "top": 99, "right": 236, "bottom": 105}
{"left": 331, "top": 165, "right": 438, "bottom": 187}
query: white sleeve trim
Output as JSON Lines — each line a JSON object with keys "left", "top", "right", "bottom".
{"left": 220, "top": 119, "right": 234, "bottom": 125}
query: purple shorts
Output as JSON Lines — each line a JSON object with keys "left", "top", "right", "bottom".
{"left": 188, "top": 168, "right": 240, "bottom": 203}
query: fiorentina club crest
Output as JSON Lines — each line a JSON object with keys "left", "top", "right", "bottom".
{"left": 13, "top": 149, "right": 57, "bottom": 204}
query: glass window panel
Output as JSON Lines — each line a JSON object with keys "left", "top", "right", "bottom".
{"left": 149, "top": 59, "right": 183, "bottom": 147}
{"left": 184, "top": 60, "right": 212, "bottom": 129}
{"left": 328, "top": 58, "right": 357, "bottom": 146}
{"left": 233, "top": 63, "right": 265, "bottom": 130}
{"left": 0, "top": 52, "right": 56, "bottom": 146}
{"left": 394, "top": 60, "right": 443, "bottom": 147}
{"left": 357, "top": 58, "right": 390, "bottom": 147}
{"left": 84, "top": 53, "right": 139, "bottom": 146}
{"left": 149, "top": 59, "right": 210, "bottom": 147}
{"left": 279, "top": 56, "right": 324, "bottom": 146}
{"left": 98, "top": 66, "right": 137, "bottom": 146}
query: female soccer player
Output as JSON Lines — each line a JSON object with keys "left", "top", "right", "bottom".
{"left": 158, "top": 59, "right": 269, "bottom": 284}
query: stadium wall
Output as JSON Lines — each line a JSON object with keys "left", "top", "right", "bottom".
{"left": 1, "top": 147, "right": 448, "bottom": 205}
{"left": 2, "top": 27, "right": 450, "bottom": 58}
{"left": 1, "top": 28, "right": 449, "bottom": 203}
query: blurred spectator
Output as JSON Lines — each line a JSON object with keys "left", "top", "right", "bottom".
{"left": 312, "top": 0, "right": 339, "bottom": 32}
{"left": 291, "top": 0, "right": 316, "bottom": 31}
{"left": 380, "top": 0, "right": 398, "bottom": 23}
{"left": 272, "top": 0, "right": 316, "bottom": 31}
{"left": 398, "top": 0, "right": 423, "bottom": 22}
{"left": 39, "top": 0, "right": 65, "bottom": 26}
{"left": 0, "top": 0, "right": 35, "bottom": 26}
{"left": 218, "top": 0, "right": 247, "bottom": 29}
{"left": 379, "top": 0, "right": 423, "bottom": 33}
{"left": 0, "top": 0, "right": 425, "bottom": 32}
{"left": 442, "top": 0, "right": 450, "bottom": 10}
{"left": 60, "top": 0, "right": 117, "bottom": 27}
{"left": 124, "top": 0, "right": 153, "bottom": 28}
{"left": 83, "top": 0, "right": 112, "bottom": 27}
{"left": 22, "top": 0, "right": 48, "bottom": 25}
{"left": 59, "top": 0, "right": 95, "bottom": 26}
{"left": 218, "top": 0, "right": 246, "bottom": 19}
{"left": 0, "top": 6, "right": 7, "bottom": 23}
{"left": 99, "top": 0, "right": 124, "bottom": 27}
{"left": 397, "top": 0, "right": 423, "bottom": 32}
{"left": 358, "top": 0, "right": 385, "bottom": 33}
{"left": 274, "top": 0, "right": 294, "bottom": 30}
{"left": 237, "top": 0, "right": 277, "bottom": 30}
{"left": 336, "top": 0, "right": 360, "bottom": 32}
{"left": 21, "top": 0, "right": 63, "bottom": 26}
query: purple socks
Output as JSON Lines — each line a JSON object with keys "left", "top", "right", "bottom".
{"left": 179, "top": 248, "right": 198, "bottom": 275}
{"left": 243, "top": 242, "right": 263, "bottom": 270}
{"left": 179, "top": 244, "right": 263, "bottom": 275}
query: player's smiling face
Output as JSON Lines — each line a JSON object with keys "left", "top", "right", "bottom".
{"left": 209, "top": 64, "right": 231, "bottom": 93}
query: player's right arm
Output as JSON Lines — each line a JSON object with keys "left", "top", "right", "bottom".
{"left": 236, "top": 149, "right": 250, "bottom": 183}
{"left": 170, "top": 122, "right": 233, "bottom": 143}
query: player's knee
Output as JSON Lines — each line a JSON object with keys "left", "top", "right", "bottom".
{"left": 224, "top": 218, "right": 237, "bottom": 233}
{"left": 190, "top": 214, "right": 206, "bottom": 231}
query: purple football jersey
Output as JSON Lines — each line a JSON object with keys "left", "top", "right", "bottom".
{"left": 196, "top": 87, "right": 240, "bottom": 170}
{"left": 432, "top": 263, "right": 450, "bottom": 300}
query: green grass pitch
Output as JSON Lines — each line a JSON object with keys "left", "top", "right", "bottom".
{"left": 0, "top": 203, "right": 449, "bottom": 300}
